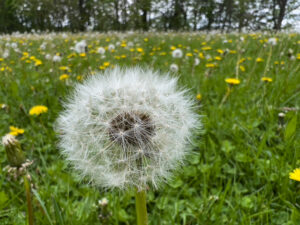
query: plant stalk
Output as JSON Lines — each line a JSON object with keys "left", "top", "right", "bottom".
{"left": 24, "top": 175, "right": 34, "bottom": 225}
{"left": 135, "top": 189, "right": 148, "bottom": 225}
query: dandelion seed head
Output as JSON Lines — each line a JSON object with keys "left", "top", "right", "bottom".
{"left": 56, "top": 67, "right": 200, "bottom": 190}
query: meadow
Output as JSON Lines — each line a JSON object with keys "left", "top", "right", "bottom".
{"left": 0, "top": 32, "right": 299, "bottom": 225}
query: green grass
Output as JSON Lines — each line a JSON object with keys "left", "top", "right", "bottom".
{"left": 0, "top": 32, "right": 299, "bottom": 225}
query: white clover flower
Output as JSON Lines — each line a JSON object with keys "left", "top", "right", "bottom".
{"left": 75, "top": 40, "right": 87, "bottom": 53}
{"left": 172, "top": 49, "right": 183, "bottom": 58}
{"left": 97, "top": 47, "right": 106, "bottom": 55}
{"left": 170, "top": 63, "right": 179, "bottom": 72}
{"left": 56, "top": 67, "right": 200, "bottom": 190}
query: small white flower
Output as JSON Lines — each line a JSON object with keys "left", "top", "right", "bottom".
{"left": 53, "top": 55, "right": 62, "bottom": 62}
{"left": 75, "top": 40, "right": 87, "bottom": 53}
{"left": 45, "top": 54, "right": 52, "bottom": 60}
{"left": 108, "top": 44, "right": 115, "bottom": 51}
{"left": 3, "top": 50, "right": 9, "bottom": 58}
{"left": 172, "top": 49, "right": 183, "bottom": 58}
{"left": 268, "top": 37, "right": 277, "bottom": 46}
{"left": 98, "top": 198, "right": 108, "bottom": 206}
{"left": 194, "top": 58, "right": 200, "bottom": 66}
{"left": 11, "top": 42, "right": 18, "bottom": 49}
{"left": 97, "top": 47, "right": 106, "bottom": 55}
{"left": 56, "top": 67, "right": 200, "bottom": 190}
{"left": 170, "top": 63, "right": 179, "bottom": 72}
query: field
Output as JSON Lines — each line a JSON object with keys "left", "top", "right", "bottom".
{"left": 0, "top": 32, "right": 299, "bottom": 225}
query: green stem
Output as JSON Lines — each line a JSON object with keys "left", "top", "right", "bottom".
{"left": 135, "top": 189, "right": 148, "bottom": 225}
{"left": 24, "top": 175, "right": 34, "bottom": 225}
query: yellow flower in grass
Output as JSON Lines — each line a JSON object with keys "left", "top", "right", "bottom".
{"left": 0, "top": 58, "right": 4, "bottom": 61}
{"left": 225, "top": 78, "right": 240, "bottom": 85}
{"left": 34, "top": 59, "right": 42, "bottom": 66}
{"left": 256, "top": 57, "right": 264, "bottom": 62}
{"left": 206, "top": 63, "right": 216, "bottom": 68}
{"left": 215, "top": 56, "right": 222, "bottom": 61}
{"left": 202, "top": 46, "right": 212, "bottom": 51}
{"left": 196, "top": 94, "right": 202, "bottom": 100}
{"left": 239, "top": 65, "right": 245, "bottom": 72}
{"left": 290, "top": 168, "right": 300, "bottom": 182}
{"left": 217, "top": 49, "right": 224, "bottom": 54}
{"left": 261, "top": 77, "right": 272, "bottom": 82}
{"left": 103, "top": 62, "right": 110, "bottom": 67}
{"left": 186, "top": 53, "right": 193, "bottom": 57}
{"left": 60, "top": 74, "right": 70, "bottom": 81}
{"left": 29, "top": 105, "right": 48, "bottom": 116}
{"left": 137, "top": 48, "right": 143, "bottom": 53}
{"left": 9, "top": 126, "right": 25, "bottom": 136}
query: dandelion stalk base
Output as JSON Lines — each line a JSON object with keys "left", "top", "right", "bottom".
{"left": 135, "top": 189, "right": 148, "bottom": 225}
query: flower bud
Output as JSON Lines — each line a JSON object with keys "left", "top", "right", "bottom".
{"left": 2, "top": 134, "right": 25, "bottom": 167}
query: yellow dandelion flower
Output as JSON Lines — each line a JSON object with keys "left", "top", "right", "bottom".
{"left": 261, "top": 77, "right": 273, "bottom": 82}
{"left": 137, "top": 48, "right": 143, "bottom": 53}
{"left": 103, "top": 62, "right": 110, "bottom": 67}
{"left": 202, "top": 46, "right": 212, "bottom": 51}
{"left": 239, "top": 65, "right": 245, "bottom": 72}
{"left": 0, "top": 58, "right": 4, "bottom": 61}
{"left": 290, "top": 168, "right": 300, "bottom": 182}
{"left": 186, "top": 53, "right": 193, "bottom": 57}
{"left": 121, "top": 43, "right": 127, "bottom": 47}
{"left": 144, "top": 38, "right": 148, "bottom": 42}
{"left": 76, "top": 75, "right": 83, "bottom": 81}
{"left": 206, "top": 63, "right": 216, "bottom": 68}
{"left": 59, "top": 74, "right": 70, "bottom": 81}
{"left": 170, "top": 46, "right": 176, "bottom": 50}
{"left": 0, "top": 67, "right": 5, "bottom": 71}
{"left": 80, "top": 53, "right": 86, "bottom": 57}
{"left": 256, "top": 57, "right": 264, "bottom": 62}
{"left": 198, "top": 53, "right": 204, "bottom": 59}
{"left": 239, "top": 58, "right": 246, "bottom": 64}
{"left": 217, "top": 49, "right": 224, "bottom": 54}
{"left": 59, "top": 66, "right": 71, "bottom": 72}
{"left": 229, "top": 50, "right": 237, "bottom": 54}
{"left": 34, "top": 60, "right": 42, "bottom": 66}
{"left": 215, "top": 56, "right": 222, "bottom": 61}
{"left": 196, "top": 94, "right": 202, "bottom": 100}
{"left": 225, "top": 78, "right": 240, "bottom": 85}
{"left": 9, "top": 126, "right": 25, "bottom": 136}
{"left": 29, "top": 105, "right": 48, "bottom": 116}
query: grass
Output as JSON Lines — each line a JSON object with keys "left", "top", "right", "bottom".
{"left": 0, "top": 32, "right": 299, "bottom": 225}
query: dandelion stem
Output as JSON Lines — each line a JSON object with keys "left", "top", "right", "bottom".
{"left": 135, "top": 189, "right": 148, "bottom": 225}
{"left": 24, "top": 175, "right": 34, "bottom": 225}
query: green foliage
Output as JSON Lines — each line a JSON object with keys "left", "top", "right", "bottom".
{"left": 0, "top": 32, "right": 299, "bottom": 224}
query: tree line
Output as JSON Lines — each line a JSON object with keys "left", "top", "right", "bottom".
{"left": 0, "top": 0, "right": 299, "bottom": 33}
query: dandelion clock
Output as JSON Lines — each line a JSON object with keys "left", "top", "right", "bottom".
{"left": 56, "top": 67, "right": 200, "bottom": 225}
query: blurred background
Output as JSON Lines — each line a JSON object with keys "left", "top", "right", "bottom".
{"left": 0, "top": 0, "right": 300, "bottom": 33}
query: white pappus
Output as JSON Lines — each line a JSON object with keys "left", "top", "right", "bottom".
{"left": 56, "top": 67, "right": 200, "bottom": 190}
